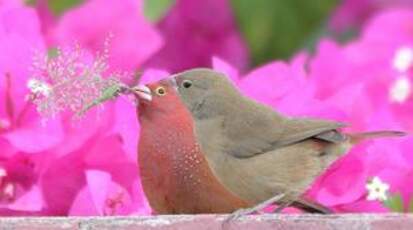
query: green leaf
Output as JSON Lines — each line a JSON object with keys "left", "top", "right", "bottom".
{"left": 47, "top": 48, "right": 59, "bottom": 59}
{"left": 100, "top": 84, "right": 123, "bottom": 101}
{"left": 49, "top": 0, "right": 83, "bottom": 15}
{"left": 25, "top": 0, "right": 36, "bottom": 6}
{"left": 230, "top": 0, "right": 339, "bottom": 66}
{"left": 408, "top": 197, "right": 413, "bottom": 213}
{"left": 77, "top": 83, "right": 125, "bottom": 116}
{"left": 144, "top": 0, "right": 175, "bottom": 23}
{"left": 383, "top": 193, "right": 404, "bottom": 212}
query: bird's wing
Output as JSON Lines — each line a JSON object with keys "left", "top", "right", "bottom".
{"left": 196, "top": 95, "right": 346, "bottom": 158}
{"left": 277, "top": 118, "right": 347, "bottom": 146}
{"left": 226, "top": 116, "right": 345, "bottom": 158}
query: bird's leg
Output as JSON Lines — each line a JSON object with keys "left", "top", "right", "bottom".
{"left": 272, "top": 201, "right": 293, "bottom": 213}
{"left": 290, "top": 199, "right": 332, "bottom": 214}
{"left": 225, "top": 193, "right": 285, "bottom": 222}
{"left": 271, "top": 198, "right": 331, "bottom": 214}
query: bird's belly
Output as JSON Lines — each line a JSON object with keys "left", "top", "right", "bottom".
{"left": 138, "top": 142, "right": 249, "bottom": 214}
{"left": 206, "top": 140, "right": 330, "bottom": 204}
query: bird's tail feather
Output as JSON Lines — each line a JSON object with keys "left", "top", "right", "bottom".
{"left": 349, "top": 130, "right": 406, "bottom": 144}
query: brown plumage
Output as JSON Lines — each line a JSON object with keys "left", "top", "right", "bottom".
{"left": 135, "top": 68, "right": 405, "bottom": 214}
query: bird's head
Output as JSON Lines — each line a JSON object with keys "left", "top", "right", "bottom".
{"left": 133, "top": 78, "right": 182, "bottom": 120}
{"left": 171, "top": 68, "right": 241, "bottom": 119}
{"left": 134, "top": 68, "right": 241, "bottom": 121}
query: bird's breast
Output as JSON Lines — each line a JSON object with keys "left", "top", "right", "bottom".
{"left": 138, "top": 118, "right": 249, "bottom": 213}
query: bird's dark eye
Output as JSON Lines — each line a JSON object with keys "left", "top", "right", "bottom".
{"left": 182, "top": 80, "right": 192, "bottom": 88}
{"left": 155, "top": 86, "right": 166, "bottom": 96}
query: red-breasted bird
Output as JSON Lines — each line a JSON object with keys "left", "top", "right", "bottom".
{"left": 134, "top": 68, "right": 405, "bottom": 214}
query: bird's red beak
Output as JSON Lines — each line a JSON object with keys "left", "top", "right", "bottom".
{"left": 132, "top": 84, "right": 152, "bottom": 102}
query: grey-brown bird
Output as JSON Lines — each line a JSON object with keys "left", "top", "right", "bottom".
{"left": 135, "top": 68, "right": 405, "bottom": 214}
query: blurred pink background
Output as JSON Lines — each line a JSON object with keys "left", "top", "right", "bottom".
{"left": 0, "top": 0, "right": 413, "bottom": 215}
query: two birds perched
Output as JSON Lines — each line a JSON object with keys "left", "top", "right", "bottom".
{"left": 135, "top": 68, "right": 404, "bottom": 214}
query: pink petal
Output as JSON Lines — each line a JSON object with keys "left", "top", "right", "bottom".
{"left": 139, "top": 69, "right": 170, "bottom": 85}
{"left": 69, "top": 186, "right": 99, "bottom": 216}
{"left": 307, "top": 145, "right": 368, "bottom": 206}
{"left": 52, "top": 0, "right": 162, "bottom": 72}
{"left": 212, "top": 56, "right": 240, "bottom": 84}
{"left": 85, "top": 170, "right": 111, "bottom": 215}
{"left": 111, "top": 98, "right": 139, "bottom": 162}
{"left": 7, "top": 185, "right": 43, "bottom": 212}
{"left": 3, "top": 116, "right": 64, "bottom": 153}
{"left": 145, "top": 0, "right": 248, "bottom": 72}
{"left": 239, "top": 61, "right": 304, "bottom": 108}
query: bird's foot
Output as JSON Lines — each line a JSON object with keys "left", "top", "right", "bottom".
{"left": 224, "top": 193, "right": 285, "bottom": 223}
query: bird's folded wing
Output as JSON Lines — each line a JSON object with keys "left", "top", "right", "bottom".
{"left": 277, "top": 118, "right": 347, "bottom": 146}
{"left": 222, "top": 115, "right": 346, "bottom": 158}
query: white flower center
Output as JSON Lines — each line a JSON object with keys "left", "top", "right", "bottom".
{"left": 393, "top": 46, "right": 413, "bottom": 72}
{"left": 389, "top": 76, "right": 411, "bottom": 103}
{"left": 27, "top": 78, "right": 52, "bottom": 97}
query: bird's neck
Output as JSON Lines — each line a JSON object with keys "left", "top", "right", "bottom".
{"left": 138, "top": 103, "right": 198, "bottom": 162}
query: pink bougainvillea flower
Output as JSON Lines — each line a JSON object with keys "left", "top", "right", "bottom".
{"left": 145, "top": 0, "right": 249, "bottom": 73}
{"left": 0, "top": 2, "right": 151, "bottom": 216}
{"left": 0, "top": 3, "right": 65, "bottom": 154}
{"left": 30, "top": 50, "right": 158, "bottom": 215}
{"left": 394, "top": 136, "right": 413, "bottom": 208}
{"left": 69, "top": 170, "right": 150, "bottom": 216}
{"left": 224, "top": 52, "right": 346, "bottom": 121}
{"left": 237, "top": 60, "right": 306, "bottom": 107}
{"left": 212, "top": 56, "right": 240, "bottom": 84}
{"left": 355, "top": 10, "right": 413, "bottom": 130}
{"left": 40, "top": 133, "right": 151, "bottom": 216}
{"left": 51, "top": 0, "right": 162, "bottom": 73}
{"left": 362, "top": 9, "right": 413, "bottom": 46}
{"left": 309, "top": 11, "right": 413, "bottom": 131}
{"left": 2, "top": 0, "right": 413, "bottom": 217}
{"left": 34, "top": 0, "right": 55, "bottom": 45}
{"left": 329, "top": 0, "right": 413, "bottom": 33}
{"left": 303, "top": 9, "right": 413, "bottom": 212}
{"left": 138, "top": 68, "right": 170, "bottom": 85}
{"left": 0, "top": 153, "right": 43, "bottom": 212}
{"left": 306, "top": 131, "right": 408, "bottom": 212}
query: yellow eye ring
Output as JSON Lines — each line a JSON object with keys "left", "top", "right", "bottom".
{"left": 155, "top": 86, "right": 166, "bottom": 96}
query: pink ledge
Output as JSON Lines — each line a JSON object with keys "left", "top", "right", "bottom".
{"left": 0, "top": 214, "right": 412, "bottom": 230}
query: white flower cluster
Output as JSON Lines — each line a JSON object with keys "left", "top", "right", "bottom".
{"left": 28, "top": 45, "right": 129, "bottom": 117}
{"left": 27, "top": 78, "right": 52, "bottom": 97}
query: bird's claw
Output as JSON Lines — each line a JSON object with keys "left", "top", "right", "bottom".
{"left": 225, "top": 207, "right": 261, "bottom": 222}
{"left": 223, "top": 193, "right": 286, "bottom": 225}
